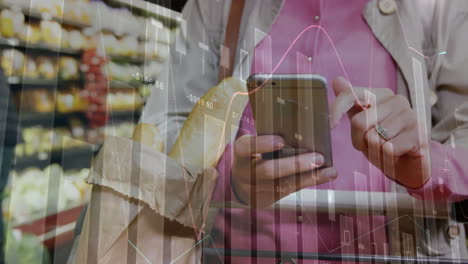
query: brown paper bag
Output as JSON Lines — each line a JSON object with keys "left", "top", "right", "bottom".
{"left": 74, "top": 136, "right": 218, "bottom": 264}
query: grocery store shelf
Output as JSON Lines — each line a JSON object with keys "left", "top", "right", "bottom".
{"left": 100, "top": 27, "right": 133, "bottom": 37}
{"left": 0, "top": 4, "right": 91, "bottom": 29}
{"left": 109, "top": 109, "right": 142, "bottom": 120}
{"left": 19, "top": 109, "right": 142, "bottom": 127}
{"left": 109, "top": 54, "right": 145, "bottom": 64}
{"left": 7, "top": 76, "right": 83, "bottom": 87}
{"left": 19, "top": 112, "right": 64, "bottom": 126}
{"left": 18, "top": 112, "right": 79, "bottom": 127}
{"left": 106, "top": 0, "right": 181, "bottom": 29}
{"left": 13, "top": 145, "right": 97, "bottom": 171}
{"left": 0, "top": 38, "right": 82, "bottom": 56}
{"left": 108, "top": 80, "right": 142, "bottom": 89}
{"left": 15, "top": 205, "right": 85, "bottom": 249}
{"left": 101, "top": 27, "right": 170, "bottom": 43}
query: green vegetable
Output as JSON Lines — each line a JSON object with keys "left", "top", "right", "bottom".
{"left": 4, "top": 223, "right": 50, "bottom": 264}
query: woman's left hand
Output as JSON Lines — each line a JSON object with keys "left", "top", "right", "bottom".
{"left": 330, "top": 76, "right": 430, "bottom": 188}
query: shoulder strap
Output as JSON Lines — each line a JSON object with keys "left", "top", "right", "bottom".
{"left": 203, "top": 0, "right": 246, "bottom": 238}
{"left": 218, "top": 0, "right": 246, "bottom": 82}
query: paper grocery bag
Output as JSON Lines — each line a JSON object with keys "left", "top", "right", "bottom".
{"left": 74, "top": 136, "right": 218, "bottom": 264}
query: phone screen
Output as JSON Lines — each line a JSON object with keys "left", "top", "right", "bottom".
{"left": 247, "top": 74, "right": 333, "bottom": 167}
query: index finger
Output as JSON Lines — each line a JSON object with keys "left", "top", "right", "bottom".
{"left": 234, "top": 135, "right": 285, "bottom": 158}
{"left": 330, "top": 77, "right": 393, "bottom": 127}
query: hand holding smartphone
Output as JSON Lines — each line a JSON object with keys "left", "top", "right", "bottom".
{"left": 229, "top": 74, "right": 336, "bottom": 207}
{"left": 231, "top": 134, "right": 338, "bottom": 207}
{"left": 247, "top": 74, "right": 333, "bottom": 167}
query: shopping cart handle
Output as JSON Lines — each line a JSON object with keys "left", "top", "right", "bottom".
{"left": 202, "top": 248, "right": 465, "bottom": 263}
{"left": 210, "top": 189, "right": 450, "bottom": 219}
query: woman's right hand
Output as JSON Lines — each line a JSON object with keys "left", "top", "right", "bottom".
{"left": 231, "top": 135, "right": 338, "bottom": 208}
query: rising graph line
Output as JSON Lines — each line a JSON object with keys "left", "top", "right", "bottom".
{"left": 203, "top": 24, "right": 386, "bottom": 254}
{"left": 179, "top": 2, "right": 438, "bottom": 255}
{"left": 179, "top": 24, "right": 359, "bottom": 239}
{"left": 215, "top": 24, "right": 361, "bottom": 166}
{"left": 408, "top": 47, "right": 429, "bottom": 59}
{"left": 207, "top": 20, "right": 436, "bottom": 255}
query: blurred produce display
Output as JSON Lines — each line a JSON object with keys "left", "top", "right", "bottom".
{"left": 1, "top": 49, "right": 82, "bottom": 80}
{"left": 36, "top": 56, "right": 57, "bottom": 79}
{"left": 1, "top": 49, "right": 25, "bottom": 76}
{"left": 14, "top": 121, "right": 136, "bottom": 157}
{"left": 102, "top": 121, "right": 135, "bottom": 138}
{"left": 14, "top": 86, "right": 90, "bottom": 113}
{"left": 0, "top": 0, "right": 179, "bottom": 255}
{"left": 86, "top": 121, "right": 135, "bottom": 144}
{"left": 0, "top": 9, "right": 26, "bottom": 39}
{"left": 107, "top": 61, "right": 141, "bottom": 83}
{"left": 0, "top": 9, "right": 91, "bottom": 50}
{"left": 81, "top": 48, "right": 109, "bottom": 127}
{"left": 5, "top": 225, "right": 50, "bottom": 264}
{"left": 58, "top": 56, "right": 80, "bottom": 80}
{"left": 56, "top": 86, "right": 88, "bottom": 113}
{"left": 3, "top": 165, "right": 90, "bottom": 224}
{"left": 107, "top": 90, "right": 143, "bottom": 111}
{"left": 0, "top": 0, "right": 90, "bottom": 24}
{"left": 101, "top": 33, "right": 139, "bottom": 57}
{"left": 15, "top": 89, "right": 55, "bottom": 113}
{"left": 14, "top": 126, "right": 86, "bottom": 157}
{"left": 90, "top": 1, "right": 174, "bottom": 42}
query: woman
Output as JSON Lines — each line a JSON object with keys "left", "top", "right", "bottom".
{"left": 142, "top": 0, "right": 468, "bottom": 262}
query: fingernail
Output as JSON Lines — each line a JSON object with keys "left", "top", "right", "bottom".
{"left": 323, "top": 167, "right": 338, "bottom": 180}
{"left": 276, "top": 142, "right": 285, "bottom": 149}
{"left": 312, "top": 154, "right": 324, "bottom": 167}
{"left": 274, "top": 136, "right": 285, "bottom": 148}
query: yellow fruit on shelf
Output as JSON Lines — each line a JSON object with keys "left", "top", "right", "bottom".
{"left": 56, "top": 88, "right": 88, "bottom": 113}
{"left": 68, "top": 30, "right": 86, "bottom": 50}
{"left": 60, "top": 29, "right": 69, "bottom": 48}
{"left": 59, "top": 57, "right": 79, "bottom": 80}
{"left": 37, "top": 56, "right": 58, "bottom": 79}
{"left": 1, "top": 49, "right": 25, "bottom": 76}
{"left": 40, "top": 20, "right": 62, "bottom": 47}
{"left": 33, "top": 0, "right": 63, "bottom": 17}
{"left": 27, "top": 24, "right": 42, "bottom": 44}
{"left": 23, "top": 56, "right": 39, "bottom": 79}
{"left": 34, "top": 91, "right": 55, "bottom": 113}
{"left": 0, "top": 9, "right": 24, "bottom": 39}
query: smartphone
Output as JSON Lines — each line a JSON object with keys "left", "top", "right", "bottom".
{"left": 247, "top": 74, "right": 333, "bottom": 168}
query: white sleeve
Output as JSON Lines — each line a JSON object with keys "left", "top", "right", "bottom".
{"left": 140, "top": 0, "right": 222, "bottom": 152}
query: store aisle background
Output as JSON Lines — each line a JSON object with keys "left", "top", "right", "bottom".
{"left": 0, "top": 0, "right": 179, "bottom": 262}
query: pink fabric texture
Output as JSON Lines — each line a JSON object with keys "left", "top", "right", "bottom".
{"left": 407, "top": 141, "right": 468, "bottom": 201}
{"left": 209, "top": 0, "right": 468, "bottom": 262}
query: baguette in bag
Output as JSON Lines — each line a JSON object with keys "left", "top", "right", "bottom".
{"left": 170, "top": 77, "right": 248, "bottom": 168}
{"left": 74, "top": 78, "right": 247, "bottom": 264}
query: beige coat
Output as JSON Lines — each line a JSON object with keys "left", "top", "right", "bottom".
{"left": 142, "top": 0, "right": 468, "bottom": 259}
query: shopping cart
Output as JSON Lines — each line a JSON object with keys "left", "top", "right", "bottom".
{"left": 202, "top": 189, "right": 468, "bottom": 263}
{"left": 71, "top": 189, "right": 468, "bottom": 263}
